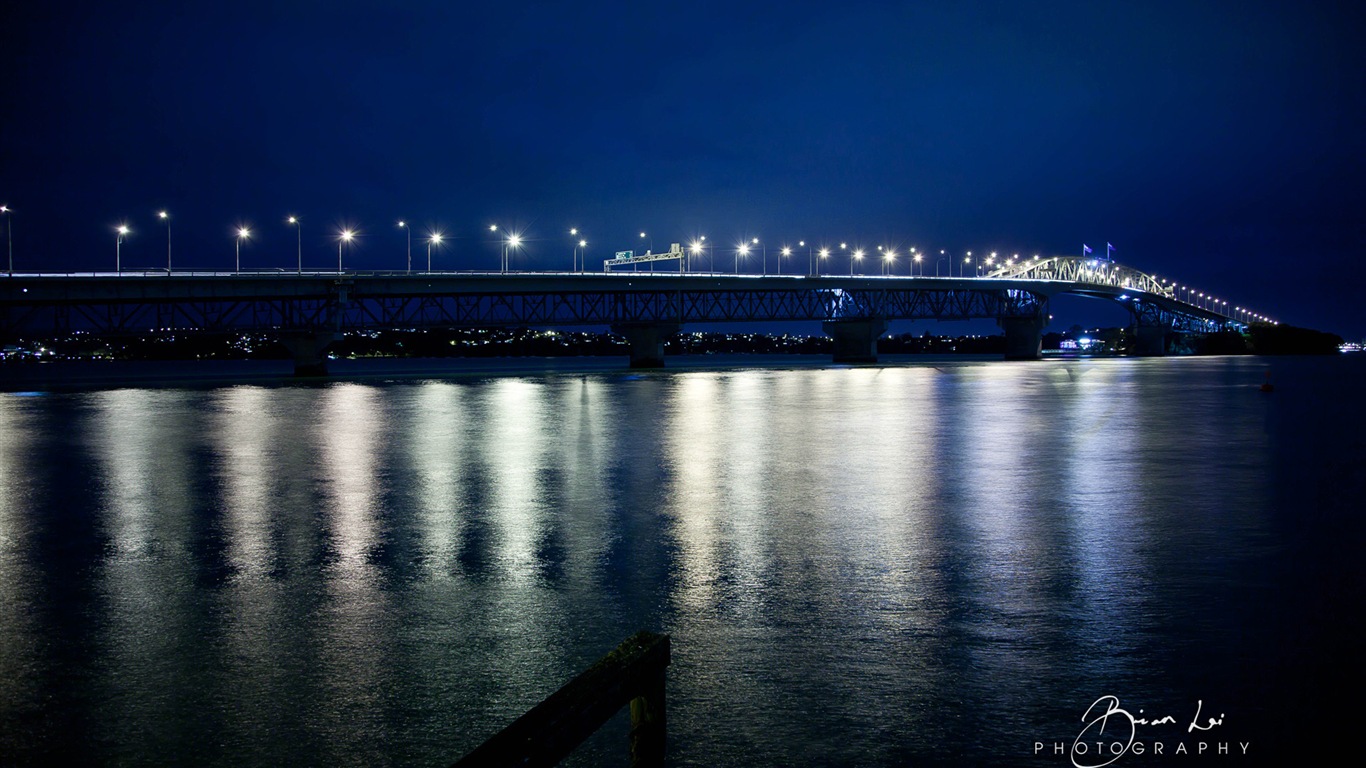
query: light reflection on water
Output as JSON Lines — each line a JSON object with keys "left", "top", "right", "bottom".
{"left": 0, "top": 355, "right": 1359, "bottom": 765}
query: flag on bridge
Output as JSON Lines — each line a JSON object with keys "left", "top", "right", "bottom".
{"left": 1106, "top": 242, "right": 1115, "bottom": 260}
{"left": 1082, "top": 244, "right": 1093, "bottom": 255}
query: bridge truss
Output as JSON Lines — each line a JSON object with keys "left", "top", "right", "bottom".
{"left": 1, "top": 281, "right": 1049, "bottom": 337}
{"left": 986, "top": 256, "right": 1235, "bottom": 333}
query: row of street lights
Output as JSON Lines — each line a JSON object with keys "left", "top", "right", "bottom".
{"left": 92, "top": 213, "right": 1043, "bottom": 278}
{"left": 105, "top": 215, "right": 420, "bottom": 274}
{"left": 1154, "top": 277, "right": 1276, "bottom": 325}
{"left": 0, "top": 205, "right": 1283, "bottom": 324}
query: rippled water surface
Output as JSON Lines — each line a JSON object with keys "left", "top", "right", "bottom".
{"left": 1, "top": 355, "right": 1362, "bottom": 765}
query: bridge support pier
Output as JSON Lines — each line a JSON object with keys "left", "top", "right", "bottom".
{"left": 823, "top": 318, "right": 887, "bottom": 363}
{"left": 1133, "top": 325, "right": 1167, "bottom": 356}
{"left": 612, "top": 322, "right": 680, "bottom": 368}
{"left": 280, "top": 331, "right": 341, "bottom": 377}
{"left": 998, "top": 315, "right": 1045, "bottom": 360}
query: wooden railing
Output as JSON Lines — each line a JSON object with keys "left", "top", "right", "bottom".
{"left": 453, "top": 631, "right": 671, "bottom": 768}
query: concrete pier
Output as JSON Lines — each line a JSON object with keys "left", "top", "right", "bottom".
{"left": 823, "top": 318, "right": 887, "bottom": 363}
{"left": 612, "top": 322, "right": 680, "bottom": 368}
{"left": 998, "top": 315, "right": 1045, "bottom": 360}
{"left": 1133, "top": 325, "right": 1168, "bottom": 356}
{"left": 280, "top": 330, "right": 341, "bottom": 377}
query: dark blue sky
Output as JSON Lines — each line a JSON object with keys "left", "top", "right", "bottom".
{"left": 2, "top": 0, "right": 1361, "bottom": 336}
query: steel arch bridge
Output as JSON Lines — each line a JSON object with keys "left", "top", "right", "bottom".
{"left": 0, "top": 257, "right": 1245, "bottom": 370}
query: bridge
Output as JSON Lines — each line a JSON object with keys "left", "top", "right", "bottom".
{"left": 0, "top": 256, "right": 1244, "bottom": 374}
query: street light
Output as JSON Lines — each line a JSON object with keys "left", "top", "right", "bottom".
{"left": 427, "top": 233, "right": 442, "bottom": 271}
{"left": 236, "top": 227, "right": 251, "bottom": 272}
{"left": 799, "top": 240, "right": 811, "bottom": 275}
{"left": 818, "top": 248, "right": 829, "bottom": 276}
{"left": 505, "top": 234, "right": 521, "bottom": 272}
{"left": 577, "top": 238, "right": 587, "bottom": 272}
{"left": 640, "top": 231, "right": 652, "bottom": 252}
{"left": 2, "top": 205, "right": 13, "bottom": 275}
{"left": 736, "top": 242, "right": 749, "bottom": 274}
{"left": 339, "top": 229, "right": 354, "bottom": 272}
{"left": 116, "top": 225, "right": 130, "bottom": 272}
{"left": 914, "top": 253, "right": 922, "bottom": 276}
{"left": 288, "top": 216, "right": 301, "bottom": 273}
{"left": 851, "top": 248, "right": 864, "bottom": 275}
{"left": 690, "top": 241, "right": 704, "bottom": 273}
{"left": 398, "top": 220, "right": 411, "bottom": 273}
{"left": 158, "top": 211, "right": 171, "bottom": 273}
{"left": 780, "top": 246, "right": 791, "bottom": 275}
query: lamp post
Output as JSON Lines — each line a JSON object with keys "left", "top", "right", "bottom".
{"left": 753, "top": 238, "right": 764, "bottom": 275}
{"left": 339, "top": 229, "right": 353, "bottom": 272}
{"left": 2, "top": 205, "right": 13, "bottom": 275}
{"left": 570, "top": 228, "right": 582, "bottom": 271}
{"left": 883, "top": 249, "right": 896, "bottom": 275}
{"left": 158, "top": 211, "right": 171, "bottom": 272}
{"left": 690, "top": 241, "right": 703, "bottom": 273}
{"left": 914, "top": 253, "right": 922, "bottom": 276}
{"left": 818, "top": 248, "right": 829, "bottom": 276}
{"left": 427, "top": 233, "right": 441, "bottom": 271}
{"left": 236, "top": 227, "right": 251, "bottom": 272}
{"left": 640, "top": 231, "right": 652, "bottom": 253}
{"left": 736, "top": 243, "right": 748, "bottom": 274}
{"left": 505, "top": 234, "right": 521, "bottom": 272}
{"left": 489, "top": 224, "right": 500, "bottom": 271}
{"left": 116, "top": 225, "right": 130, "bottom": 272}
{"left": 851, "top": 248, "right": 864, "bottom": 275}
{"left": 780, "top": 246, "right": 791, "bottom": 275}
{"left": 398, "top": 220, "right": 411, "bottom": 273}
{"left": 288, "top": 216, "right": 301, "bottom": 273}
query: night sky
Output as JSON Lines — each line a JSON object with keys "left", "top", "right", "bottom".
{"left": 2, "top": 0, "right": 1361, "bottom": 337}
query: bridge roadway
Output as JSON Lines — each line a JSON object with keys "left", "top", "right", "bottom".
{"left": 0, "top": 263, "right": 1237, "bottom": 373}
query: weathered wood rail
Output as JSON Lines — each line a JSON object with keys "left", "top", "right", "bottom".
{"left": 452, "top": 631, "right": 672, "bottom": 767}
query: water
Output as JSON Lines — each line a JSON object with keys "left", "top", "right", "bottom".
{"left": 1, "top": 355, "right": 1361, "bottom": 766}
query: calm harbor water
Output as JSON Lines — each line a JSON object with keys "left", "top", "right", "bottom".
{"left": 1, "top": 354, "right": 1362, "bottom": 766}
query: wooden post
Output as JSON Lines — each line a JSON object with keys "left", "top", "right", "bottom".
{"left": 629, "top": 668, "right": 667, "bottom": 766}
{"left": 453, "top": 631, "right": 671, "bottom": 768}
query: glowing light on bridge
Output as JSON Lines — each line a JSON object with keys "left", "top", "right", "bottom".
{"left": 234, "top": 228, "right": 252, "bottom": 272}
{"left": 426, "top": 233, "right": 443, "bottom": 271}
{"left": 338, "top": 229, "right": 354, "bottom": 272}
{"left": 115, "top": 225, "right": 130, "bottom": 272}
